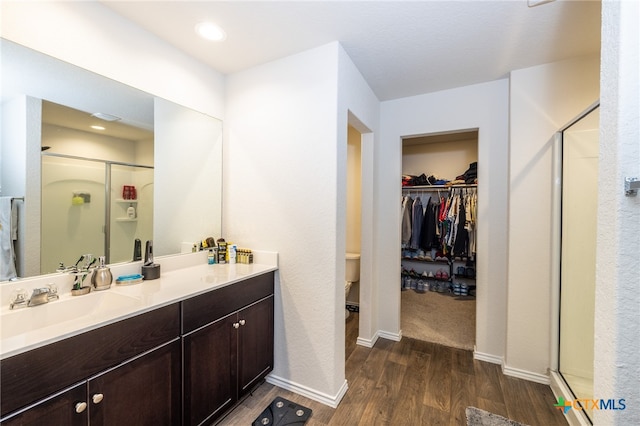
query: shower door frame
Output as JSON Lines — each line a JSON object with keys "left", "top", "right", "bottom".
{"left": 41, "top": 152, "right": 153, "bottom": 264}
{"left": 549, "top": 101, "right": 599, "bottom": 426}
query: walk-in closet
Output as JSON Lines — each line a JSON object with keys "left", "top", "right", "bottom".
{"left": 401, "top": 130, "right": 478, "bottom": 350}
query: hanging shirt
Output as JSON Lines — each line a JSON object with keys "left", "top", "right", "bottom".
{"left": 409, "top": 197, "right": 423, "bottom": 249}
{"left": 401, "top": 195, "right": 413, "bottom": 246}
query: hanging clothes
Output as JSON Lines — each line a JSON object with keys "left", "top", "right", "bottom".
{"left": 419, "top": 200, "right": 437, "bottom": 250}
{"left": 453, "top": 201, "right": 469, "bottom": 256}
{"left": 401, "top": 195, "right": 413, "bottom": 246}
{"left": 409, "top": 196, "right": 424, "bottom": 249}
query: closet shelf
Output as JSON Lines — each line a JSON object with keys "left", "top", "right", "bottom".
{"left": 402, "top": 184, "right": 477, "bottom": 190}
{"left": 401, "top": 257, "right": 450, "bottom": 264}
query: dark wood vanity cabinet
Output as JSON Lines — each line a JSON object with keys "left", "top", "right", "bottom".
{"left": 0, "top": 271, "right": 274, "bottom": 426}
{"left": 0, "top": 383, "right": 87, "bottom": 426}
{"left": 183, "top": 272, "right": 274, "bottom": 426}
{"left": 1, "top": 341, "right": 182, "bottom": 426}
{"left": 88, "top": 339, "right": 182, "bottom": 426}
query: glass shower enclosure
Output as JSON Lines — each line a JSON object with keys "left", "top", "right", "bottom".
{"left": 554, "top": 104, "right": 599, "bottom": 424}
{"left": 41, "top": 154, "right": 153, "bottom": 274}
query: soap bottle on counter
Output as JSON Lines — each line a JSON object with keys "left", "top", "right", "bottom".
{"left": 229, "top": 244, "right": 237, "bottom": 264}
{"left": 216, "top": 238, "right": 227, "bottom": 264}
{"left": 207, "top": 249, "right": 215, "bottom": 265}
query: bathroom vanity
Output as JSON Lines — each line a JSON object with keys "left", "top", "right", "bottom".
{"left": 0, "top": 254, "right": 276, "bottom": 426}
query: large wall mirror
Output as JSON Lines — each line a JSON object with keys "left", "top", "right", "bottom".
{"left": 0, "top": 39, "right": 223, "bottom": 280}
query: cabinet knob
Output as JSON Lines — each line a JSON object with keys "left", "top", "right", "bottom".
{"left": 92, "top": 393, "right": 104, "bottom": 404}
{"left": 239, "top": 319, "right": 246, "bottom": 326}
{"left": 233, "top": 322, "right": 240, "bottom": 329}
{"left": 75, "top": 402, "right": 87, "bottom": 413}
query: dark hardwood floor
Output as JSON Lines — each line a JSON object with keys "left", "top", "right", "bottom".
{"left": 217, "top": 312, "right": 567, "bottom": 425}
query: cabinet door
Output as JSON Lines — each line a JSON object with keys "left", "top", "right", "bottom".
{"left": 0, "top": 383, "right": 87, "bottom": 426}
{"left": 238, "top": 296, "right": 274, "bottom": 397}
{"left": 183, "top": 314, "right": 237, "bottom": 426}
{"left": 88, "top": 340, "right": 181, "bottom": 426}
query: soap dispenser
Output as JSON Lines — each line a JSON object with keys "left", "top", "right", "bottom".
{"left": 91, "top": 256, "right": 113, "bottom": 291}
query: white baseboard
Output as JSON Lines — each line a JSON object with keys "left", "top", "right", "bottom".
{"left": 503, "top": 364, "right": 550, "bottom": 385}
{"left": 356, "top": 331, "right": 379, "bottom": 348}
{"left": 473, "top": 350, "right": 503, "bottom": 365}
{"left": 474, "top": 350, "right": 550, "bottom": 386}
{"left": 265, "top": 374, "right": 348, "bottom": 409}
{"left": 549, "top": 371, "right": 592, "bottom": 426}
{"left": 378, "top": 329, "right": 402, "bottom": 342}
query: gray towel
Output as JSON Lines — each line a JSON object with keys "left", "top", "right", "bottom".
{"left": 0, "top": 197, "right": 18, "bottom": 280}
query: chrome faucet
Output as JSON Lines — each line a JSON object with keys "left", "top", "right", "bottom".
{"left": 9, "top": 284, "right": 59, "bottom": 309}
{"left": 57, "top": 254, "right": 97, "bottom": 291}
{"left": 28, "top": 287, "right": 52, "bottom": 306}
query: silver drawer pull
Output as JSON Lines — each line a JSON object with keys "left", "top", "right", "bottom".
{"left": 233, "top": 322, "right": 240, "bottom": 329}
{"left": 92, "top": 393, "right": 104, "bottom": 404}
{"left": 75, "top": 402, "right": 87, "bottom": 413}
{"left": 239, "top": 319, "right": 246, "bottom": 326}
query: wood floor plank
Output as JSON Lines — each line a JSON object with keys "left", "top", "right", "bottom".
{"left": 473, "top": 358, "right": 506, "bottom": 407}
{"left": 499, "top": 374, "right": 546, "bottom": 425}
{"left": 451, "top": 347, "right": 474, "bottom": 375}
{"left": 422, "top": 344, "right": 452, "bottom": 412}
{"left": 475, "top": 396, "right": 509, "bottom": 420}
{"left": 421, "top": 405, "right": 450, "bottom": 426}
{"left": 327, "top": 375, "right": 375, "bottom": 426}
{"left": 449, "top": 370, "right": 477, "bottom": 426}
{"left": 217, "top": 313, "right": 567, "bottom": 426}
{"left": 387, "top": 334, "right": 414, "bottom": 366}
{"left": 359, "top": 360, "right": 407, "bottom": 424}
{"left": 526, "top": 381, "right": 569, "bottom": 426}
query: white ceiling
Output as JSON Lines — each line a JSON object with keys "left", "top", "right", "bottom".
{"left": 102, "top": 0, "right": 601, "bottom": 101}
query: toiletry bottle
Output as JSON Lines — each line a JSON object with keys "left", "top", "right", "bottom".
{"left": 229, "top": 244, "right": 237, "bottom": 264}
{"left": 127, "top": 204, "right": 136, "bottom": 219}
{"left": 216, "top": 238, "right": 227, "bottom": 264}
{"left": 208, "top": 249, "right": 215, "bottom": 265}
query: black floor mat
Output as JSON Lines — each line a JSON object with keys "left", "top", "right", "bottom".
{"left": 252, "top": 396, "right": 312, "bottom": 425}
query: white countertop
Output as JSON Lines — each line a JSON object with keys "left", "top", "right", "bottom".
{"left": 0, "top": 251, "right": 277, "bottom": 360}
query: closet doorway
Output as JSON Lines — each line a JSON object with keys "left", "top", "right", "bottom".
{"left": 401, "top": 130, "right": 478, "bottom": 350}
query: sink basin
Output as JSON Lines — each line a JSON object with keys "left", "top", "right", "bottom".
{"left": 1, "top": 291, "right": 141, "bottom": 341}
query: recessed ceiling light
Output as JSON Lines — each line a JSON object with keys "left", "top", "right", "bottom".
{"left": 91, "top": 125, "right": 106, "bottom": 131}
{"left": 195, "top": 22, "right": 226, "bottom": 41}
{"left": 91, "top": 112, "right": 121, "bottom": 122}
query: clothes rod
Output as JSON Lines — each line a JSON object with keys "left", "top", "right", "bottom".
{"left": 12, "top": 197, "right": 25, "bottom": 201}
{"left": 402, "top": 184, "right": 477, "bottom": 190}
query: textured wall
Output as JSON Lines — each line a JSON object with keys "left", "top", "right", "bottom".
{"left": 594, "top": 0, "right": 640, "bottom": 424}
{"left": 379, "top": 80, "right": 509, "bottom": 360}
{"left": 507, "top": 55, "right": 599, "bottom": 379}
{"left": 224, "top": 43, "right": 343, "bottom": 401}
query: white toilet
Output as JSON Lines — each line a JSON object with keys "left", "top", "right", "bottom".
{"left": 345, "top": 252, "right": 360, "bottom": 318}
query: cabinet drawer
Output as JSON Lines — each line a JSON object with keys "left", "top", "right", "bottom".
{"left": 182, "top": 272, "right": 274, "bottom": 334}
{"left": 1, "top": 303, "right": 180, "bottom": 417}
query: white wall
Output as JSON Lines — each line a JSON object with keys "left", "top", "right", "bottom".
{"left": 346, "top": 126, "right": 362, "bottom": 255}
{"left": 402, "top": 139, "right": 478, "bottom": 179}
{"left": 379, "top": 80, "right": 509, "bottom": 361}
{"left": 224, "top": 42, "right": 379, "bottom": 406}
{"left": 507, "top": 54, "right": 599, "bottom": 380}
{"left": 225, "top": 43, "right": 344, "bottom": 404}
{"left": 154, "top": 98, "right": 222, "bottom": 256}
{"left": 346, "top": 126, "right": 362, "bottom": 305}
{"left": 594, "top": 0, "right": 640, "bottom": 423}
{"left": 0, "top": 1, "right": 225, "bottom": 120}
{"left": 337, "top": 46, "right": 379, "bottom": 349}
